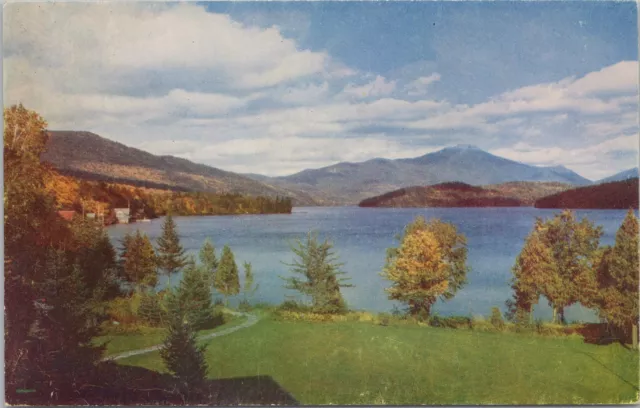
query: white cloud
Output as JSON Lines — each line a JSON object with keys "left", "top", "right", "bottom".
{"left": 405, "top": 73, "right": 441, "bottom": 96}
{"left": 3, "top": 2, "right": 638, "bottom": 180}
{"left": 342, "top": 75, "right": 397, "bottom": 99}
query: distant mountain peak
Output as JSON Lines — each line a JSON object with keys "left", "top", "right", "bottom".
{"left": 444, "top": 144, "right": 482, "bottom": 151}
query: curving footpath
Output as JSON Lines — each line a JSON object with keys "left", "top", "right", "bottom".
{"left": 101, "top": 311, "right": 259, "bottom": 362}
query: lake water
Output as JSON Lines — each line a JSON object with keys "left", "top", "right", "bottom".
{"left": 107, "top": 207, "right": 633, "bottom": 322}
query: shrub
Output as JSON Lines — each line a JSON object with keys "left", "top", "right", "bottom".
{"left": 277, "top": 300, "right": 312, "bottom": 313}
{"left": 490, "top": 307, "right": 505, "bottom": 331}
{"left": 238, "top": 299, "right": 252, "bottom": 312}
{"left": 429, "top": 315, "right": 473, "bottom": 329}
{"left": 378, "top": 313, "right": 391, "bottom": 326}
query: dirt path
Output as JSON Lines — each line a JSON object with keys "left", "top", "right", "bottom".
{"left": 101, "top": 311, "right": 259, "bottom": 362}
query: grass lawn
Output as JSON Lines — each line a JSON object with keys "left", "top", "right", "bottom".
{"left": 117, "top": 316, "right": 639, "bottom": 405}
{"left": 95, "top": 314, "right": 247, "bottom": 357}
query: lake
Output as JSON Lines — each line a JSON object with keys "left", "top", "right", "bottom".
{"left": 107, "top": 206, "right": 633, "bottom": 322}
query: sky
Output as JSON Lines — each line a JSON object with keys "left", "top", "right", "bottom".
{"left": 3, "top": 1, "right": 639, "bottom": 180}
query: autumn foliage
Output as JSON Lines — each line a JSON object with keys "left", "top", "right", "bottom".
{"left": 382, "top": 216, "right": 469, "bottom": 318}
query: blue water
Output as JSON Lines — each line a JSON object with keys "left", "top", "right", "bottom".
{"left": 106, "top": 207, "right": 633, "bottom": 322}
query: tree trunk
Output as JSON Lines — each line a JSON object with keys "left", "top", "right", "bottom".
{"left": 529, "top": 306, "right": 534, "bottom": 325}
{"left": 633, "top": 324, "right": 638, "bottom": 349}
{"left": 552, "top": 306, "right": 557, "bottom": 324}
{"left": 559, "top": 307, "right": 566, "bottom": 325}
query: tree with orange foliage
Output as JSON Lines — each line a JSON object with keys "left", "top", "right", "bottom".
{"left": 382, "top": 216, "right": 469, "bottom": 318}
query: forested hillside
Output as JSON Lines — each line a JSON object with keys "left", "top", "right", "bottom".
{"left": 535, "top": 178, "right": 639, "bottom": 209}
{"left": 42, "top": 131, "right": 324, "bottom": 205}
{"left": 358, "top": 181, "right": 572, "bottom": 208}
{"left": 45, "top": 171, "right": 292, "bottom": 221}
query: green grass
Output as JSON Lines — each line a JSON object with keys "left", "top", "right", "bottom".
{"left": 95, "top": 314, "right": 247, "bottom": 357}
{"left": 117, "top": 316, "right": 639, "bottom": 405}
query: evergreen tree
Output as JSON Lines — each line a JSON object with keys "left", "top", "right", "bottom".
{"left": 597, "top": 209, "right": 639, "bottom": 347}
{"left": 282, "top": 232, "right": 352, "bottom": 314}
{"left": 4, "top": 105, "right": 114, "bottom": 400}
{"left": 122, "top": 230, "right": 158, "bottom": 292}
{"left": 382, "top": 217, "right": 468, "bottom": 318}
{"left": 215, "top": 245, "right": 240, "bottom": 306}
{"left": 137, "top": 292, "right": 166, "bottom": 327}
{"left": 199, "top": 238, "right": 218, "bottom": 288}
{"left": 178, "top": 257, "right": 216, "bottom": 330}
{"left": 243, "top": 261, "right": 259, "bottom": 301}
{"left": 161, "top": 293, "right": 208, "bottom": 401}
{"left": 157, "top": 213, "right": 187, "bottom": 286}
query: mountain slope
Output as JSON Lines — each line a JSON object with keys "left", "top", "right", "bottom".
{"left": 596, "top": 167, "right": 639, "bottom": 184}
{"left": 269, "top": 145, "right": 591, "bottom": 204}
{"left": 535, "top": 178, "right": 639, "bottom": 209}
{"left": 358, "top": 181, "right": 571, "bottom": 208}
{"left": 41, "top": 131, "right": 324, "bottom": 205}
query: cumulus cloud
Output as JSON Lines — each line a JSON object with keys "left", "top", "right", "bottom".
{"left": 405, "top": 73, "right": 441, "bottom": 96}
{"left": 3, "top": 2, "right": 638, "bottom": 180}
{"left": 342, "top": 75, "right": 397, "bottom": 99}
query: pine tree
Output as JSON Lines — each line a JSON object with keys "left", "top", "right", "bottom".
{"left": 215, "top": 245, "right": 240, "bottom": 306}
{"left": 178, "top": 257, "right": 216, "bottom": 330}
{"left": 161, "top": 293, "right": 208, "bottom": 401}
{"left": 282, "top": 232, "right": 352, "bottom": 314}
{"left": 243, "top": 261, "right": 259, "bottom": 301}
{"left": 199, "top": 238, "right": 218, "bottom": 289}
{"left": 157, "top": 213, "right": 187, "bottom": 287}
{"left": 122, "top": 230, "right": 158, "bottom": 292}
{"left": 382, "top": 217, "right": 468, "bottom": 318}
{"left": 137, "top": 292, "right": 166, "bottom": 327}
{"left": 597, "top": 209, "right": 639, "bottom": 347}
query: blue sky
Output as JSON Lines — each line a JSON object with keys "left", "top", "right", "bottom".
{"left": 4, "top": 1, "right": 639, "bottom": 179}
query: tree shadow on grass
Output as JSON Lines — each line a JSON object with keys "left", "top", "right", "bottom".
{"left": 7, "top": 361, "right": 299, "bottom": 406}
{"left": 571, "top": 349, "right": 639, "bottom": 394}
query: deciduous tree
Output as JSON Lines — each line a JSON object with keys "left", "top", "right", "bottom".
{"left": 382, "top": 216, "right": 468, "bottom": 318}
{"left": 597, "top": 209, "right": 639, "bottom": 347}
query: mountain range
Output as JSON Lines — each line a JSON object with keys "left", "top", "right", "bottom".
{"left": 44, "top": 132, "right": 626, "bottom": 206}
{"left": 249, "top": 144, "right": 592, "bottom": 204}
{"left": 41, "top": 131, "right": 327, "bottom": 205}
{"left": 596, "top": 167, "right": 639, "bottom": 184}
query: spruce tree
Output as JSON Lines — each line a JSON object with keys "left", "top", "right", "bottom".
{"left": 243, "top": 261, "right": 258, "bottom": 301}
{"left": 161, "top": 293, "right": 208, "bottom": 401}
{"left": 178, "top": 257, "right": 216, "bottom": 330}
{"left": 157, "top": 213, "right": 187, "bottom": 286}
{"left": 215, "top": 245, "right": 240, "bottom": 306}
{"left": 199, "top": 238, "right": 218, "bottom": 289}
{"left": 282, "top": 232, "right": 352, "bottom": 314}
{"left": 122, "top": 230, "right": 158, "bottom": 292}
{"left": 137, "top": 292, "right": 166, "bottom": 327}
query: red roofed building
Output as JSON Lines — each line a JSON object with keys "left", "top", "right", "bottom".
{"left": 57, "top": 210, "right": 76, "bottom": 221}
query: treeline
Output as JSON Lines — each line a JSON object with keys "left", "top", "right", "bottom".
{"left": 535, "top": 178, "right": 639, "bottom": 209}
{"left": 46, "top": 171, "right": 292, "bottom": 220}
{"left": 277, "top": 211, "right": 638, "bottom": 348}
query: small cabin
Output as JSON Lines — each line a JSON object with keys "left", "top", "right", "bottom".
{"left": 57, "top": 210, "right": 76, "bottom": 221}
{"left": 114, "top": 208, "right": 131, "bottom": 224}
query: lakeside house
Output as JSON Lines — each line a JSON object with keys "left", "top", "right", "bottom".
{"left": 57, "top": 210, "right": 76, "bottom": 221}
{"left": 114, "top": 208, "right": 131, "bottom": 224}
